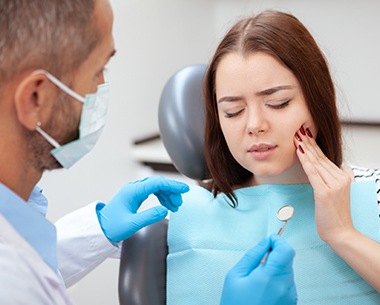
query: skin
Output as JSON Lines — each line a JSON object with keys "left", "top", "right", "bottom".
{"left": 216, "top": 52, "right": 317, "bottom": 186}
{"left": 295, "top": 125, "right": 380, "bottom": 292}
{"left": 216, "top": 51, "right": 380, "bottom": 292}
{"left": 0, "top": 0, "right": 116, "bottom": 201}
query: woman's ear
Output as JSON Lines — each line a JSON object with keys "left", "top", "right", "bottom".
{"left": 14, "top": 72, "right": 54, "bottom": 130}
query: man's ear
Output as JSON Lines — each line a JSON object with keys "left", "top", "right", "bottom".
{"left": 14, "top": 73, "right": 54, "bottom": 131}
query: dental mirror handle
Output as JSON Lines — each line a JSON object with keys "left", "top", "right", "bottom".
{"left": 260, "top": 220, "right": 288, "bottom": 265}
{"left": 277, "top": 220, "right": 288, "bottom": 236}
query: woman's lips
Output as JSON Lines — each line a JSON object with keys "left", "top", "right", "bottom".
{"left": 248, "top": 144, "right": 277, "bottom": 160}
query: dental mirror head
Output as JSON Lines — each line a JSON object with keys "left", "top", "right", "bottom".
{"left": 260, "top": 205, "right": 295, "bottom": 265}
{"left": 276, "top": 205, "right": 294, "bottom": 236}
{"left": 277, "top": 205, "right": 295, "bottom": 222}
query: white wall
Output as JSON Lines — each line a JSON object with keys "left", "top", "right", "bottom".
{"left": 39, "top": 1, "right": 380, "bottom": 304}
{"left": 343, "top": 125, "right": 380, "bottom": 169}
{"left": 211, "top": 0, "right": 380, "bottom": 123}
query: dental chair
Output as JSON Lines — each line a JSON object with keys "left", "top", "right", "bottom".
{"left": 118, "top": 64, "right": 208, "bottom": 305}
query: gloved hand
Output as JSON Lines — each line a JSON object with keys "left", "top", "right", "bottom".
{"left": 96, "top": 176, "right": 189, "bottom": 243}
{"left": 220, "top": 234, "right": 297, "bottom": 305}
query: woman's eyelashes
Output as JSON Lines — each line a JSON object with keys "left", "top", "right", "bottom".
{"left": 223, "top": 100, "right": 291, "bottom": 118}
{"left": 224, "top": 108, "right": 245, "bottom": 118}
{"left": 266, "top": 99, "right": 291, "bottom": 109}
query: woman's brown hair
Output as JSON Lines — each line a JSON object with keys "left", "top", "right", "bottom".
{"left": 204, "top": 10, "right": 342, "bottom": 207}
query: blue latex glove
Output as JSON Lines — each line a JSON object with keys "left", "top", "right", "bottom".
{"left": 96, "top": 176, "right": 189, "bottom": 243}
{"left": 220, "top": 234, "right": 297, "bottom": 305}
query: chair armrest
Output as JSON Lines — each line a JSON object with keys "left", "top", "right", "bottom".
{"left": 118, "top": 219, "right": 168, "bottom": 305}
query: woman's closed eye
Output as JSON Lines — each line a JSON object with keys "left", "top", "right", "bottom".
{"left": 224, "top": 108, "right": 245, "bottom": 118}
{"left": 266, "top": 100, "right": 291, "bottom": 110}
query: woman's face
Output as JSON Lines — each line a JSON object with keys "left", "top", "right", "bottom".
{"left": 215, "top": 52, "right": 317, "bottom": 185}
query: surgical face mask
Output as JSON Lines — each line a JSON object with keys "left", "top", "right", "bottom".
{"left": 34, "top": 70, "right": 110, "bottom": 169}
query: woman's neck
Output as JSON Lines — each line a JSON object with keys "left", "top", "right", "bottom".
{"left": 248, "top": 161, "right": 310, "bottom": 187}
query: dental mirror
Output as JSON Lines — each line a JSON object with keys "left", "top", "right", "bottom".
{"left": 260, "top": 205, "right": 295, "bottom": 264}
{"left": 276, "top": 205, "right": 295, "bottom": 235}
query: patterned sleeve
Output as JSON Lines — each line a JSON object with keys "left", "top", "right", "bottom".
{"left": 351, "top": 166, "right": 380, "bottom": 217}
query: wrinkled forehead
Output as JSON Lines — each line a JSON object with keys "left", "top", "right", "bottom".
{"left": 215, "top": 52, "right": 301, "bottom": 98}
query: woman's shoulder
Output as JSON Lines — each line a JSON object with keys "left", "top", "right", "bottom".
{"left": 184, "top": 183, "right": 214, "bottom": 197}
{"left": 179, "top": 183, "right": 215, "bottom": 208}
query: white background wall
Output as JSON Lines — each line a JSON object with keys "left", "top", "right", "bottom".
{"left": 39, "top": 1, "right": 380, "bottom": 304}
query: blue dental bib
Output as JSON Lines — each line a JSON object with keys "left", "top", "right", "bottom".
{"left": 167, "top": 181, "right": 380, "bottom": 305}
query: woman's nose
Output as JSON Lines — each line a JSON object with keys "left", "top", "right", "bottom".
{"left": 246, "top": 106, "right": 268, "bottom": 135}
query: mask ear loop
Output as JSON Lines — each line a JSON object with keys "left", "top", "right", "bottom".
{"left": 32, "top": 70, "right": 85, "bottom": 149}
{"left": 32, "top": 69, "right": 85, "bottom": 103}
{"left": 35, "top": 121, "right": 61, "bottom": 149}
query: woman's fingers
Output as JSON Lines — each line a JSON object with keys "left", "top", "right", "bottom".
{"left": 295, "top": 143, "right": 328, "bottom": 190}
{"left": 294, "top": 126, "right": 354, "bottom": 243}
{"left": 294, "top": 126, "right": 348, "bottom": 189}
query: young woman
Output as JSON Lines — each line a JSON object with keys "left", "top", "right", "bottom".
{"left": 167, "top": 10, "right": 380, "bottom": 305}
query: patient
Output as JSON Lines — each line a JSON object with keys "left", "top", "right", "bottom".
{"left": 167, "top": 10, "right": 380, "bottom": 305}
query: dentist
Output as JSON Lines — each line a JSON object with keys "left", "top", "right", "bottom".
{"left": 0, "top": 0, "right": 188, "bottom": 303}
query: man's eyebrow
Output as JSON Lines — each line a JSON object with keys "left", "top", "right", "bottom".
{"left": 102, "top": 49, "right": 116, "bottom": 66}
{"left": 255, "top": 85, "right": 295, "bottom": 96}
{"left": 108, "top": 49, "right": 116, "bottom": 60}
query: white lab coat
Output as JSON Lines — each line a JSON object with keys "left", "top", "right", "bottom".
{"left": 0, "top": 214, "right": 73, "bottom": 305}
{"left": 56, "top": 202, "right": 121, "bottom": 288}
{"left": 0, "top": 201, "right": 121, "bottom": 304}
{"left": 27, "top": 185, "right": 122, "bottom": 288}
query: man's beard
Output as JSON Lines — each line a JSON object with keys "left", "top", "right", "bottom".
{"left": 26, "top": 91, "right": 79, "bottom": 172}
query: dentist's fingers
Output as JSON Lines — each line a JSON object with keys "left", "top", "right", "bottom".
{"left": 228, "top": 237, "right": 272, "bottom": 277}
{"left": 264, "top": 235, "right": 295, "bottom": 276}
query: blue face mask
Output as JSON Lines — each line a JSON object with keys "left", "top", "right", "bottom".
{"left": 34, "top": 70, "right": 110, "bottom": 169}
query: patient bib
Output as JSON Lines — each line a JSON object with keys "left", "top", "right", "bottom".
{"left": 167, "top": 181, "right": 380, "bottom": 305}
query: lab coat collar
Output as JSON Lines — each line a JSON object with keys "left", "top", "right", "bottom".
{"left": 0, "top": 183, "right": 57, "bottom": 272}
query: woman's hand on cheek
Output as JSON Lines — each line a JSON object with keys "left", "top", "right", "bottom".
{"left": 294, "top": 126, "right": 355, "bottom": 245}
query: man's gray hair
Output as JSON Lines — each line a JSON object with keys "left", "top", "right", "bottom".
{"left": 0, "top": 0, "right": 99, "bottom": 83}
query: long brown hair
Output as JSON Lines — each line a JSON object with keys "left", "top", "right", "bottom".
{"left": 204, "top": 10, "right": 342, "bottom": 207}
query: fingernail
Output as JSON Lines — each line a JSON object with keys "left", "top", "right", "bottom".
{"left": 306, "top": 128, "right": 313, "bottom": 138}
{"left": 298, "top": 144, "right": 305, "bottom": 154}
{"left": 299, "top": 126, "right": 306, "bottom": 136}
{"left": 295, "top": 132, "right": 302, "bottom": 141}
